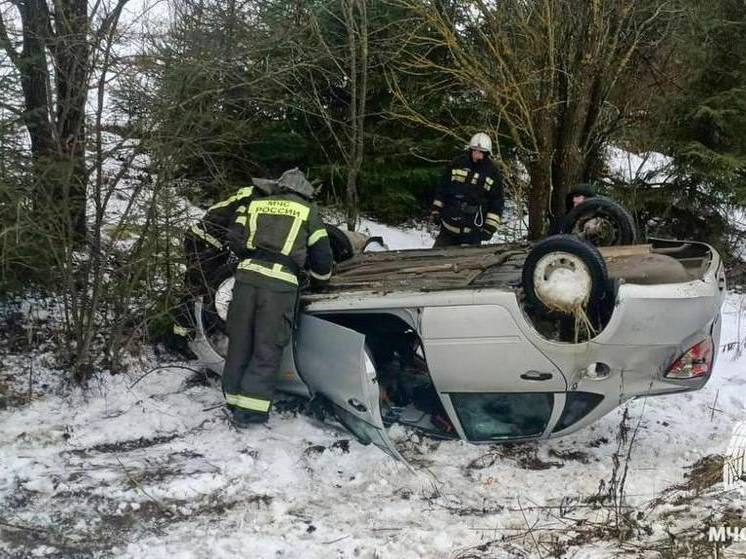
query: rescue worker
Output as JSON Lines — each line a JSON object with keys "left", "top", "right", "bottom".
{"left": 223, "top": 169, "right": 333, "bottom": 427}
{"left": 430, "top": 132, "right": 504, "bottom": 247}
{"left": 171, "top": 182, "right": 272, "bottom": 346}
{"left": 566, "top": 184, "right": 595, "bottom": 210}
{"left": 547, "top": 183, "right": 597, "bottom": 235}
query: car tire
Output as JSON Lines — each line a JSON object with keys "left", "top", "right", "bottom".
{"left": 522, "top": 235, "right": 609, "bottom": 319}
{"left": 560, "top": 196, "right": 637, "bottom": 246}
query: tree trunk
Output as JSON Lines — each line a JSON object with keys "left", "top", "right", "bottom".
{"left": 343, "top": 0, "right": 367, "bottom": 231}
{"left": 346, "top": 166, "right": 360, "bottom": 230}
{"left": 6, "top": 1, "right": 55, "bottom": 165}
{"left": 53, "top": 0, "right": 90, "bottom": 240}
{"left": 0, "top": 0, "right": 90, "bottom": 241}
{"left": 527, "top": 161, "right": 551, "bottom": 240}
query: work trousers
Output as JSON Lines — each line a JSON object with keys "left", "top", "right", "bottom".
{"left": 222, "top": 280, "right": 297, "bottom": 417}
{"left": 433, "top": 227, "right": 482, "bottom": 248}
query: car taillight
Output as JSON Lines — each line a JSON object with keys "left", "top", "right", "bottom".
{"left": 665, "top": 338, "right": 714, "bottom": 379}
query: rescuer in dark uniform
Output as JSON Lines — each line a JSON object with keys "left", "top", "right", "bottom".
{"left": 171, "top": 183, "right": 272, "bottom": 345}
{"left": 431, "top": 132, "right": 505, "bottom": 247}
{"left": 547, "top": 184, "right": 597, "bottom": 235}
{"left": 223, "top": 169, "right": 333, "bottom": 427}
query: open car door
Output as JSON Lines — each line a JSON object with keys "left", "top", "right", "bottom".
{"left": 294, "top": 314, "right": 407, "bottom": 463}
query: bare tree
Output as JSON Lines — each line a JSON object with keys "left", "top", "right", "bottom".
{"left": 0, "top": 0, "right": 97, "bottom": 239}
{"left": 277, "top": 0, "right": 373, "bottom": 230}
{"left": 394, "top": 0, "right": 676, "bottom": 238}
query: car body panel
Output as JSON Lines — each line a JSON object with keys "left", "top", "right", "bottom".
{"left": 421, "top": 305, "right": 567, "bottom": 392}
{"left": 293, "top": 315, "right": 405, "bottom": 460}
{"left": 190, "top": 239, "right": 725, "bottom": 456}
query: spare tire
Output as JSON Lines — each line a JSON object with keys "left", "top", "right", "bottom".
{"left": 522, "top": 235, "right": 608, "bottom": 317}
{"left": 560, "top": 196, "right": 637, "bottom": 246}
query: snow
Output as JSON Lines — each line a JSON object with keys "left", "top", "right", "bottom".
{"left": 355, "top": 218, "right": 436, "bottom": 250}
{"left": 606, "top": 146, "right": 675, "bottom": 184}
{"left": 1, "top": 219, "right": 745, "bottom": 558}
{"left": 533, "top": 255, "right": 592, "bottom": 311}
{"left": 328, "top": 198, "right": 527, "bottom": 253}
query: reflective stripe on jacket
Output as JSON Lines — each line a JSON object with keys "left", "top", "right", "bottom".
{"left": 229, "top": 193, "right": 333, "bottom": 288}
{"left": 432, "top": 153, "right": 504, "bottom": 234}
{"left": 190, "top": 186, "right": 257, "bottom": 249}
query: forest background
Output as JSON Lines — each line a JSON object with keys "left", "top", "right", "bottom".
{"left": 2, "top": 0, "right": 745, "bottom": 375}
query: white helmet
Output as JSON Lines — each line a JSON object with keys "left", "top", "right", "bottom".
{"left": 468, "top": 132, "right": 492, "bottom": 155}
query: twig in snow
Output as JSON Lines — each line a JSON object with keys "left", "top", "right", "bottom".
{"left": 323, "top": 535, "right": 350, "bottom": 545}
{"left": 517, "top": 496, "right": 544, "bottom": 559}
{"left": 128, "top": 364, "right": 205, "bottom": 389}
{"left": 114, "top": 456, "right": 166, "bottom": 516}
{"left": 26, "top": 312, "right": 33, "bottom": 403}
{"left": 0, "top": 519, "right": 51, "bottom": 533}
{"left": 202, "top": 402, "right": 225, "bottom": 412}
{"left": 709, "top": 390, "right": 720, "bottom": 421}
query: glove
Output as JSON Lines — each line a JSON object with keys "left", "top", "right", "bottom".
{"left": 480, "top": 223, "right": 497, "bottom": 241}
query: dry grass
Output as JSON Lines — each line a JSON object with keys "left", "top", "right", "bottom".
{"left": 677, "top": 455, "right": 726, "bottom": 495}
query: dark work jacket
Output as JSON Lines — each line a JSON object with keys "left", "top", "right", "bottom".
{"left": 189, "top": 186, "right": 259, "bottom": 251}
{"left": 433, "top": 153, "right": 504, "bottom": 235}
{"left": 228, "top": 192, "right": 334, "bottom": 292}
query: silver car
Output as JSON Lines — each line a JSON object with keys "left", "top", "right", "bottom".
{"left": 190, "top": 235, "right": 725, "bottom": 461}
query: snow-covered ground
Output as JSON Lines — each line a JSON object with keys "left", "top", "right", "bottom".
{"left": 1, "top": 137, "right": 744, "bottom": 558}
{"left": 605, "top": 146, "right": 675, "bottom": 185}
{"left": 1, "top": 222, "right": 744, "bottom": 559}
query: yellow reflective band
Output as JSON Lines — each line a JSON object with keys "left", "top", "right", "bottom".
{"left": 225, "top": 393, "right": 271, "bottom": 412}
{"left": 309, "top": 268, "right": 332, "bottom": 281}
{"left": 248, "top": 199, "right": 310, "bottom": 220}
{"left": 486, "top": 212, "right": 500, "bottom": 222}
{"left": 190, "top": 225, "right": 222, "bottom": 249}
{"left": 238, "top": 259, "right": 298, "bottom": 285}
{"left": 485, "top": 218, "right": 500, "bottom": 228}
{"left": 208, "top": 187, "right": 254, "bottom": 211}
{"left": 442, "top": 222, "right": 471, "bottom": 234}
{"left": 452, "top": 169, "right": 468, "bottom": 176}
{"left": 485, "top": 177, "right": 494, "bottom": 185}
{"left": 433, "top": 200, "right": 444, "bottom": 208}
{"left": 247, "top": 210, "right": 259, "bottom": 249}
{"left": 236, "top": 214, "right": 247, "bottom": 226}
{"left": 173, "top": 325, "right": 190, "bottom": 336}
{"left": 308, "top": 228, "right": 328, "bottom": 246}
{"left": 235, "top": 186, "right": 254, "bottom": 198}
{"left": 282, "top": 217, "right": 304, "bottom": 255}
{"left": 472, "top": 173, "right": 480, "bottom": 180}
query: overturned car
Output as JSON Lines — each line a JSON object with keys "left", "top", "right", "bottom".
{"left": 188, "top": 205, "right": 725, "bottom": 460}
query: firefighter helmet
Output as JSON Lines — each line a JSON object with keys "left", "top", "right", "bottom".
{"left": 277, "top": 168, "right": 314, "bottom": 199}
{"left": 251, "top": 178, "right": 278, "bottom": 195}
{"left": 468, "top": 132, "right": 493, "bottom": 155}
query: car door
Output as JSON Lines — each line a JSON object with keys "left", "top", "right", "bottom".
{"left": 421, "top": 304, "right": 567, "bottom": 442}
{"left": 294, "top": 314, "right": 406, "bottom": 462}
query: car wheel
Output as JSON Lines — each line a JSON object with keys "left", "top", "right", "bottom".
{"left": 522, "top": 235, "right": 609, "bottom": 317}
{"left": 560, "top": 196, "right": 637, "bottom": 246}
